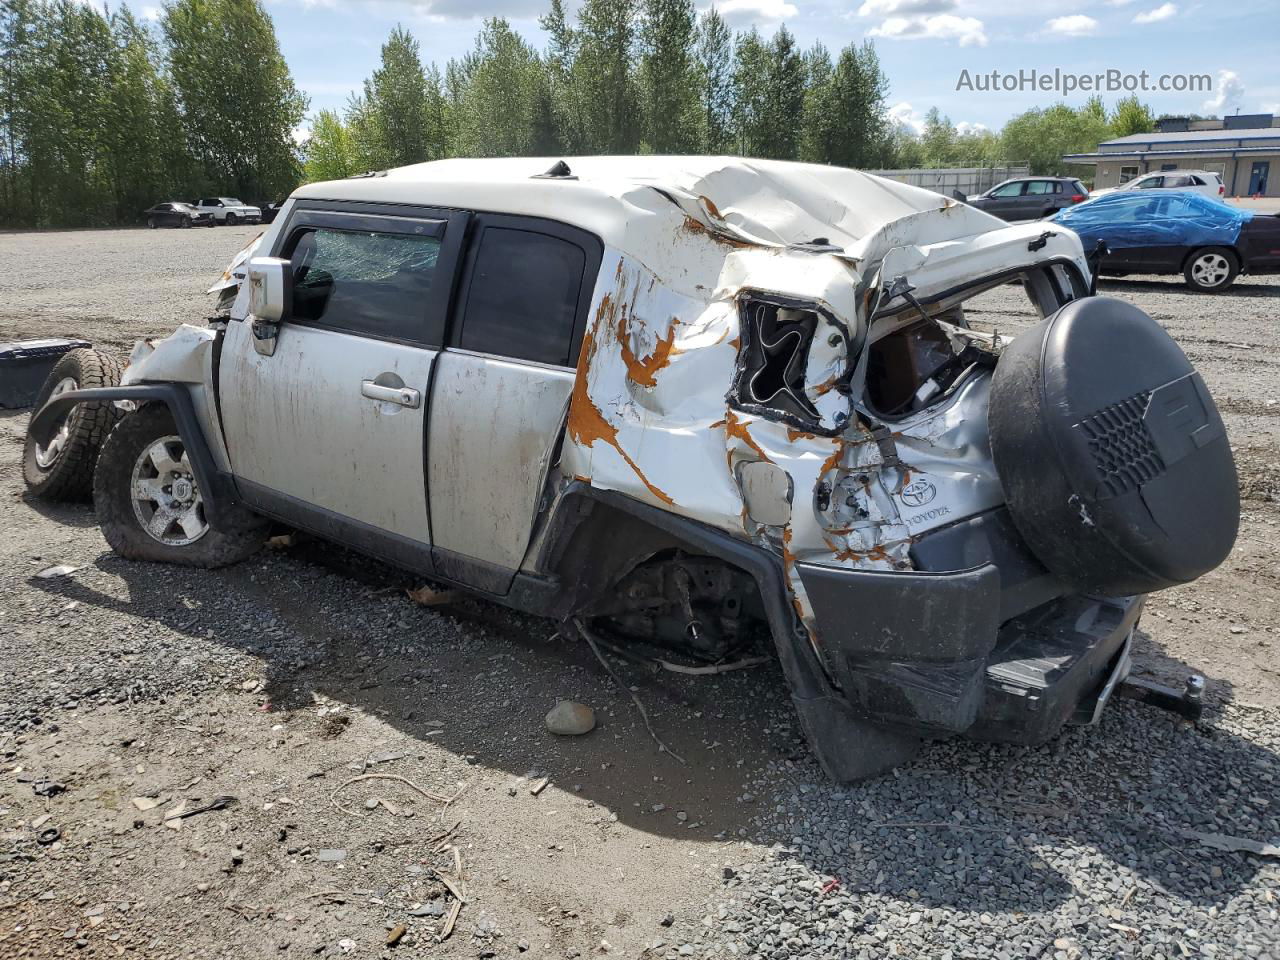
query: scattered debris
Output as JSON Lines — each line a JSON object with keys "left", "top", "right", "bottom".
{"left": 656, "top": 655, "right": 770, "bottom": 675}
{"left": 131, "top": 796, "right": 163, "bottom": 812}
{"left": 575, "top": 618, "right": 686, "bottom": 764}
{"left": 529, "top": 777, "right": 550, "bottom": 797}
{"left": 163, "top": 795, "right": 237, "bottom": 822}
{"left": 386, "top": 924, "right": 407, "bottom": 947}
{"left": 441, "top": 898, "right": 462, "bottom": 940}
{"left": 406, "top": 584, "right": 462, "bottom": 607}
{"left": 1182, "top": 829, "right": 1280, "bottom": 857}
{"left": 36, "top": 827, "right": 60, "bottom": 846}
{"left": 545, "top": 700, "right": 596, "bottom": 736}
{"left": 35, "top": 564, "right": 78, "bottom": 579}
{"left": 330, "top": 773, "right": 450, "bottom": 818}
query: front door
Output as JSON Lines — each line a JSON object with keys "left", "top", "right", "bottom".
{"left": 219, "top": 204, "right": 467, "bottom": 571}
{"left": 1249, "top": 161, "right": 1270, "bottom": 196}
{"left": 426, "top": 214, "right": 602, "bottom": 593}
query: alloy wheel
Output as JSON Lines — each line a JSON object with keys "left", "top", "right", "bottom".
{"left": 130, "top": 436, "right": 209, "bottom": 545}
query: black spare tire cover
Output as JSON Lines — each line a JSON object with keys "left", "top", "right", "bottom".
{"left": 988, "top": 296, "right": 1238, "bottom": 597}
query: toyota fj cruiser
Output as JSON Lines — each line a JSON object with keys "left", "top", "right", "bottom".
{"left": 24, "top": 157, "right": 1240, "bottom": 780}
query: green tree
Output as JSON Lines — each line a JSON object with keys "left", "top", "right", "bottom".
{"left": 303, "top": 109, "right": 356, "bottom": 181}
{"left": 452, "top": 18, "right": 551, "bottom": 157}
{"left": 693, "top": 6, "right": 732, "bottom": 153}
{"left": 802, "top": 41, "right": 890, "bottom": 167}
{"left": 1110, "top": 95, "right": 1154, "bottom": 137}
{"left": 350, "top": 26, "right": 431, "bottom": 169}
{"left": 638, "top": 0, "right": 698, "bottom": 153}
{"left": 539, "top": 0, "right": 579, "bottom": 151}
{"left": 163, "top": 0, "right": 306, "bottom": 200}
{"left": 730, "top": 28, "right": 767, "bottom": 155}
{"left": 103, "top": 7, "right": 187, "bottom": 221}
{"left": 999, "top": 101, "right": 1112, "bottom": 176}
{"left": 571, "top": 0, "right": 640, "bottom": 153}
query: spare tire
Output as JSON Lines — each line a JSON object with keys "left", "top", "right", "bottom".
{"left": 988, "top": 296, "right": 1238, "bottom": 597}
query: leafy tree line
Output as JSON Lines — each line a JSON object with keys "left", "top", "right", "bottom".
{"left": 305, "top": 0, "right": 894, "bottom": 181}
{"left": 2, "top": 0, "right": 1160, "bottom": 227}
{"left": 893, "top": 95, "right": 1155, "bottom": 177}
{"left": 0, "top": 0, "right": 305, "bottom": 228}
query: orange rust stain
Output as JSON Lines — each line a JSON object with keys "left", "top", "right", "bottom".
{"left": 812, "top": 375, "right": 838, "bottom": 398}
{"left": 721, "top": 409, "right": 772, "bottom": 464}
{"left": 728, "top": 336, "right": 741, "bottom": 351}
{"left": 617, "top": 308, "right": 678, "bottom": 388}
{"left": 786, "top": 427, "right": 817, "bottom": 443}
{"left": 680, "top": 213, "right": 753, "bottom": 250}
{"left": 566, "top": 321, "right": 675, "bottom": 508}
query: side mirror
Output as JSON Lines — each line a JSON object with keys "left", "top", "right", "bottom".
{"left": 246, "top": 256, "right": 290, "bottom": 323}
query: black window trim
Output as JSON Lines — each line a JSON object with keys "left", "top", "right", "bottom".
{"left": 266, "top": 199, "right": 472, "bottom": 350}
{"left": 446, "top": 211, "right": 604, "bottom": 369}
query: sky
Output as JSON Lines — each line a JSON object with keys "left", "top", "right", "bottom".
{"left": 143, "top": 0, "right": 1280, "bottom": 138}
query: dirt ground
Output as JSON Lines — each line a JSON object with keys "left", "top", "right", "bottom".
{"left": 1, "top": 226, "right": 1278, "bottom": 960}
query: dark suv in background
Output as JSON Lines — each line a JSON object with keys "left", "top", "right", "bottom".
{"left": 960, "top": 177, "right": 1090, "bottom": 221}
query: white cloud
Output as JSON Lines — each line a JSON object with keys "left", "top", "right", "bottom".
{"left": 888, "top": 103, "right": 987, "bottom": 136}
{"left": 1133, "top": 2, "right": 1176, "bottom": 23}
{"left": 1203, "top": 69, "right": 1244, "bottom": 114}
{"left": 868, "top": 13, "right": 987, "bottom": 46}
{"left": 888, "top": 101, "right": 926, "bottom": 134}
{"left": 857, "top": 0, "right": 955, "bottom": 15}
{"left": 292, "top": 124, "right": 312, "bottom": 147}
{"left": 141, "top": 5, "right": 161, "bottom": 19}
{"left": 1045, "top": 14, "right": 1097, "bottom": 36}
{"left": 713, "top": 0, "right": 799, "bottom": 23}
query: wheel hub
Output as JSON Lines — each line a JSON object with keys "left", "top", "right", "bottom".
{"left": 130, "top": 436, "right": 209, "bottom": 545}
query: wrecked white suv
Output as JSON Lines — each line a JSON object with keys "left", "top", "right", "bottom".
{"left": 25, "top": 157, "right": 1240, "bottom": 780}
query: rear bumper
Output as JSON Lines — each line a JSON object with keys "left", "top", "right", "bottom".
{"left": 795, "top": 558, "right": 1143, "bottom": 743}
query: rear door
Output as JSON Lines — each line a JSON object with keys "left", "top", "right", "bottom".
{"left": 982, "top": 181, "right": 1026, "bottom": 219}
{"left": 1021, "top": 180, "right": 1058, "bottom": 218}
{"left": 426, "top": 214, "right": 601, "bottom": 593}
{"left": 219, "top": 203, "right": 467, "bottom": 572}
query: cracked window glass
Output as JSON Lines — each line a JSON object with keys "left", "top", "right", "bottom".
{"left": 289, "top": 228, "right": 442, "bottom": 343}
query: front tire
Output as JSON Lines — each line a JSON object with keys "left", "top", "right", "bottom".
{"left": 224, "top": 213, "right": 238, "bottom": 226}
{"left": 23, "top": 349, "right": 123, "bottom": 502}
{"left": 93, "top": 406, "right": 268, "bottom": 568}
{"left": 1184, "top": 247, "right": 1239, "bottom": 291}
{"left": 147, "top": 217, "right": 156, "bottom": 229}
{"left": 181, "top": 216, "right": 192, "bottom": 228}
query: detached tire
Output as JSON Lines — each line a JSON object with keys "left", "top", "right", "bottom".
{"left": 93, "top": 405, "right": 268, "bottom": 568}
{"left": 1184, "top": 247, "right": 1238, "bottom": 291}
{"left": 23, "top": 348, "right": 124, "bottom": 502}
{"left": 989, "top": 297, "right": 1239, "bottom": 596}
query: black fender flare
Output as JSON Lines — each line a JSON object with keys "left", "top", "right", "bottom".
{"left": 28, "top": 384, "right": 237, "bottom": 529}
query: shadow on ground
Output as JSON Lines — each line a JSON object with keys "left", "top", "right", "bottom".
{"left": 26, "top": 521, "right": 1279, "bottom": 919}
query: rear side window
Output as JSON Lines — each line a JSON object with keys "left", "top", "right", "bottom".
{"left": 289, "top": 227, "right": 442, "bottom": 343}
{"left": 456, "top": 227, "right": 587, "bottom": 366}
{"left": 1025, "top": 181, "right": 1055, "bottom": 195}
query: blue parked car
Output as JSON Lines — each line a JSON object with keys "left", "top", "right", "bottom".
{"left": 1051, "top": 191, "right": 1280, "bottom": 291}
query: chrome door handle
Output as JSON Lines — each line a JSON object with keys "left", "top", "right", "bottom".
{"left": 361, "top": 380, "right": 421, "bottom": 409}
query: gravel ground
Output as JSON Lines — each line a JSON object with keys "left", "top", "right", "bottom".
{"left": 1, "top": 226, "right": 1278, "bottom": 959}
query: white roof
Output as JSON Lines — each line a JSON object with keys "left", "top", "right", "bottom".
{"left": 293, "top": 156, "right": 1005, "bottom": 260}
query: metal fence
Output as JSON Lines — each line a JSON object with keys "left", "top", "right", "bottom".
{"left": 862, "top": 165, "right": 1032, "bottom": 198}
